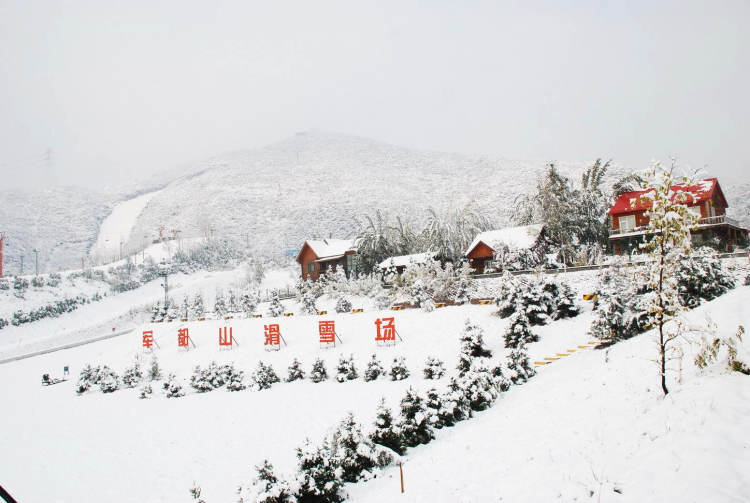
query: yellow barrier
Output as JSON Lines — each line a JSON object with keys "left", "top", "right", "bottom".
{"left": 197, "top": 317, "right": 206, "bottom": 321}
{"left": 283, "top": 313, "right": 294, "bottom": 317}
{"left": 252, "top": 314, "right": 262, "bottom": 318}
{"left": 180, "top": 318, "right": 188, "bottom": 322}
{"left": 435, "top": 303, "right": 447, "bottom": 309}
{"left": 544, "top": 357, "right": 559, "bottom": 361}
{"left": 555, "top": 353, "right": 570, "bottom": 357}
{"left": 317, "top": 310, "right": 327, "bottom": 315}
{"left": 479, "top": 300, "right": 493, "bottom": 305}
{"left": 224, "top": 316, "right": 233, "bottom": 320}
{"left": 566, "top": 349, "right": 576, "bottom": 353}
{"left": 352, "top": 308, "right": 363, "bottom": 313}
{"left": 534, "top": 361, "right": 549, "bottom": 366}
{"left": 391, "top": 306, "right": 404, "bottom": 311}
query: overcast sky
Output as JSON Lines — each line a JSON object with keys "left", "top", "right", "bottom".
{"left": 1, "top": 0, "right": 748, "bottom": 190}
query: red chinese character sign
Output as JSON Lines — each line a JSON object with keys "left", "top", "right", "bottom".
{"left": 142, "top": 330, "right": 154, "bottom": 349}
{"left": 264, "top": 324, "right": 281, "bottom": 351}
{"left": 319, "top": 320, "right": 338, "bottom": 348}
{"left": 219, "top": 327, "right": 236, "bottom": 350}
{"left": 178, "top": 328, "right": 195, "bottom": 350}
{"left": 375, "top": 317, "right": 397, "bottom": 346}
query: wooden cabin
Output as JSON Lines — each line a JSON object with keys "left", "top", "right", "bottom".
{"left": 465, "top": 224, "right": 545, "bottom": 274}
{"left": 378, "top": 251, "right": 437, "bottom": 275}
{"left": 608, "top": 177, "right": 748, "bottom": 254}
{"left": 296, "top": 239, "right": 357, "bottom": 281}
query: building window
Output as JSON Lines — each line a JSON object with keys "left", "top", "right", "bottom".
{"left": 688, "top": 205, "right": 701, "bottom": 219}
{"left": 619, "top": 215, "right": 636, "bottom": 231}
{"left": 307, "top": 263, "right": 314, "bottom": 275}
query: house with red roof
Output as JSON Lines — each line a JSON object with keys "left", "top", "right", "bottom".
{"left": 608, "top": 178, "right": 748, "bottom": 254}
{"left": 295, "top": 239, "right": 358, "bottom": 280}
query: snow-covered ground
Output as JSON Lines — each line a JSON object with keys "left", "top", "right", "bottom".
{"left": 1, "top": 278, "right": 749, "bottom": 502}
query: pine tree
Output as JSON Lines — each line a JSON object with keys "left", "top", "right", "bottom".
{"left": 226, "top": 289, "right": 238, "bottom": 314}
{"left": 504, "top": 310, "right": 537, "bottom": 349}
{"left": 148, "top": 356, "right": 162, "bottom": 381}
{"left": 422, "top": 356, "right": 446, "bottom": 379}
{"left": 294, "top": 438, "right": 344, "bottom": 503}
{"left": 424, "top": 387, "right": 446, "bottom": 429}
{"left": 267, "top": 291, "right": 285, "bottom": 317}
{"left": 163, "top": 373, "right": 185, "bottom": 398}
{"left": 507, "top": 342, "right": 536, "bottom": 384}
{"left": 397, "top": 387, "right": 434, "bottom": 448}
{"left": 458, "top": 360, "right": 498, "bottom": 411}
{"left": 252, "top": 362, "right": 280, "bottom": 390}
{"left": 190, "top": 293, "right": 205, "bottom": 319}
{"left": 309, "top": 358, "right": 328, "bottom": 383}
{"left": 389, "top": 357, "right": 410, "bottom": 381}
{"left": 440, "top": 377, "right": 473, "bottom": 425}
{"left": 335, "top": 296, "right": 352, "bottom": 313}
{"left": 335, "top": 354, "right": 358, "bottom": 382}
{"left": 139, "top": 383, "right": 153, "bottom": 399}
{"left": 369, "top": 397, "right": 403, "bottom": 455}
{"left": 300, "top": 289, "right": 318, "bottom": 315}
{"left": 214, "top": 290, "right": 227, "bottom": 319}
{"left": 180, "top": 296, "right": 190, "bottom": 320}
{"left": 226, "top": 364, "right": 246, "bottom": 391}
{"left": 457, "top": 319, "right": 492, "bottom": 375}
{"left": 238, "top": 460, "right": 294, "bottom": 503}
{"left": 452, "top": 261, "right": 475, "bottom": 304}
{"left": 330, "top": 413, "right": 386, "bottom": 483}
{"left": 76, "top": 364, "right": 102, "bottom": 394}
{"left": 99, "top": 366, "right": 120, "bottom": 393}
{"left": 151, "top": 301, "right": 163, "bottom": 322}
{"left": 286, "top": 358, "right": 306, "bottom": 382}
{"left": 363, "top": 354, "right": 385, "bottom": 382}
{"left": 122, "top": 358, "right": 143, "bottom": 388}
{"left": 240, "top": 288, "right": 259, "bottom": 317}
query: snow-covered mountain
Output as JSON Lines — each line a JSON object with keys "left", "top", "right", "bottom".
{"left": 2, "top": 131, "right": 749, "bottom": 273}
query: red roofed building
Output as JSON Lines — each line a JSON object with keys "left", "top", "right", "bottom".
{"left": 295, "top": 239, "right": 358, "bottom": 281}
{"left": 608, "top": 178, "right": 748, "bottom": 254}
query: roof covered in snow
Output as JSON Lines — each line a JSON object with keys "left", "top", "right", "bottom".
{"left": 296, "top": 238, "right": 356, "bottom": 262}
{"left": 378, "top": 251, "right": 437, "bottom": 269}
{"left": 608, "top": 178, "right": 726, "bottom": 216}
{"left": 465, "top": 224, "right": 544, "bottom": 255}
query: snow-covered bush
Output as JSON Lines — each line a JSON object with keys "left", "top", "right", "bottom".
{"left": 440, "top": 377, "right": 473, "bottom": 426}
{"left": 139, "top": 383, "right": 153, "bottom": 399}
{"left": 329, "top": 413, "right": 390, "bottom": 483}
{"left": 0, "top": 278, "right": 9, "bottom": 290}
{"left": 13, "top": 276, "right": 29, "bottom": 291}
{"left": 541, "top": 278, "right": 580, "bottom": 320}
{"left": 238, "top": 460, "right": 295, "bottom": 503}
{"left": 457, "top": 319, "right": 492, "bottom": 375}
{"left": 504, "top": 310, "right": 537, "bottom": 349}
{"left": 397, "top": 387, "right": 434, "bottom": 448}
{"left": 148, "top": 356, "right": 162, "bottom": 381}
{"left": 252, "top": 362, "right": 280, "bottom": 390}
{"left": 226, "top": 364, "right": 246, "bottom": 391}
{"left": 286, "top": 358, "right": 306, "bottom": 382}
{"left": 745, "top": 274, "right": 750, "bottom": 286}
{"left": 98, "top": 367, "right": 120, "bottom": 393}
{"left": 424, "top": 387, "right": 448, "bottom": 429}
{"left": 389, "top": 357, "right": 410, "bottom": 381}
{"left": 309, "top": 358, "right": 328, "bottom": 383}
{"left": 190, "top": 293, "right": 205, "bottom": 319}
{"left": 677, "top": 247, "right": 735, "bottom": 307}
{"left": 293, "top": 438, "right": 344, "bottom": 503}
{"left": 457, "top": 360, "right": 498, "bottom": 411}
{"left": 122, "top": 358, "right": 144, "bottom": 388}
{"left": 267, "top": 291, "right": 285, "bottom": 317}
{"left": 588, "top": 262, "right": 648, "bottom": 342}
{"left": 506, "top": 343, "right": 536, "bottom": 384}
{"left": 423, "top": 356, "right": 446, "bottom": 379}
{"left": 335, "top": 354, "right": 358, "bottom": 382}
{"left": 240, "top": 288, "right": 260, "bottom": 317}
{"left": 190, "top": 361, "right": 230, "bottom": 392}
{"left": 76, "top": 364, "right": 103, "bottom": 394}
{"left": 0, "top": 318, "right": 8, "bottom": 330}
{"left": 363, "top": 354, "right": 385, "bottom": 381}
{"left": 213, "top": 290, "right": 227, "bottom": 319}
{"left": 31, "top": 275, "right": 45, "bottom": 288}
{"left": 335, "top": 296, "right": 352, "bottom": 314}
{"left": 369, "top": 398, "right": 403, "bottom": 455}
{"left": 694, "top": 325, "right": 750, "bottom": 375}
{"left": 300, "top": 289, "right": 318, "bottom": 315}
{"left": 163, "top": 373, "right": 185, "bottom": 398}
{"left": 227, "top": 289, "right": 239, "bottom": 314}
{"left": 46, "top": 273, "right": 61, "bottom": 287}
{"left": 491, "top": 362, "right": 510, "bottom": 391}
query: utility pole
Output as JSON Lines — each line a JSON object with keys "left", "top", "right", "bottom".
{"left": 160, "top": 263, "right": 170, "bottom": 307}
{"left": 0, "top": 232, "right": 5, "bottom": 277}
{"left": 32, "top": 249, "right": 38, "bottom": 276}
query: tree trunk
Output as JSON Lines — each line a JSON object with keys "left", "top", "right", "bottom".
{"left": 659, "top": 237, "right": 669, "bottom": 396}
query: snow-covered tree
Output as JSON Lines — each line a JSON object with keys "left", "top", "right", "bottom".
{"left": 638, "top": 163, "right": 700, "bottom": 395}
{"left": 457, "top": 319, "right": 492, "bottom": 375}
{"left": 457, "top": 360, "right": 498, "bottom": 411}
{"left": 252, "top": 361, "right": 280, "bottom": 390}
{"left": 286, "top": 358, "right": 306, "bottom": 382}
{"left": 226, "top": 289, "right": 239, "bottom": 314}
{"left": 677, "top": 246, "right": 735, "bottom": 307}
{"left": 238, "top": 460, "right": 294, "bottom": 503}
{"left": 166, "top": 299, "right": 179, "bottom": 322}
{"left": 99, "top": 366, "right": 120, "bottom": 393}
{"left": 452, "top": 261, "right": 475, "bottom": 304}
{"left": 240, "top": 288, "right": 260, "bottom": 317}
{"left": 151, "top": 301, "right": 164, "bottom": 323}
{"left": 76, "top": 364, "right": 102, "bottom": 394}
{"left": 163, "top": 373, "right": 185, "bottom": 398}
{"left": 422, "top": 356, "right": 446, "bottom": 379}
{"left": 424, "top": 387, "right": 446, "bottom": 429}
{"left": 309, "top": 358, "right": 328, "bottom": 383}
{"left": 214, "top": 290, "right": 227, "bottom": 319}
{"left": 179, "top": 296, "right": 190, "bottom": 320}
{"left": 440, "top": 377, "right": 473, "bottom": 425}
{"left": 397, "top": 387, "right": 434, "bottom": 448}
{"left": 267, "top": 291, "right": 285, "bottom": 317}
{"left": 293, "top": 438, "right": 344, "bottom": 503}
{"left": 329, "top": 413, "right": 387, "bottom": 482}
{"left": 148, "top": 356, "right": 162, "bottom": 381}
{"left": 363, "top": 354, "right": 385, "bottom": 382}
{"left": 139, "top": 383, "right": 153, "bottom": 399}
{"left": 507, "top": 342, "right": 536, "bottom": 384}
{"left": 369, "top": 398, "right": 403, "bottom": 455}
{"left": 389, "top": 357, "right": 410, "bottom": 381}
{"left": 300, "top": 289, "right": 318, "bottom": 315}
{"left": 504, "top": 310, "right": 537, "bottom": 349}
{"left": 226, "top": 364, "right": 246, "bottom": 391}
{"left": 335, "top": 354, "right": 358, "bottom": 382}
{"left": 190, "top": 292, "right": 205, "bottom": 319}
{"left": 122, "top": 358, "right": 144, "bottom": 388}
{"left": 335, "top": 296, "right": 352, "bottom": 314}
{"left": 190, "top": 361, "right": 229, "bottom": 392}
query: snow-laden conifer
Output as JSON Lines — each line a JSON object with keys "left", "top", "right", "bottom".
{"left": 252, "top": 361, "right": 280, "bottom": 390}
{"left": 422, "top": 356, "right": 446, "bottom": 379}
{"left": 286, "top": 358, "right": 305, "bottom": 382}
{"left": 369, "top": 398, "right": 403, "bottom": 455}
{"left": 237, "top": 460, "right": 294, "bottom": 503}
{"left": 267, "top": 291, "right": 285, "bottom": 317}
{"left": 309, "top": 358, "right": 328, "bottom": 383}
{"left": 389, "top": 356, "right": 409, "bottom": 381}
{"left": 293, "top": 438, "right": 344, "bottom": 503}
{"left": 504, "top": 310, "right": 537, "bottom": 349}
{"left": 335, "top": 354, "right": 358, "bottom": 382}
{"left": 396, "top": 387, "right": 434, "bottom": 448}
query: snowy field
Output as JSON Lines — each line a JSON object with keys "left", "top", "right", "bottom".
{"left": 90, "top": 189, "right": 163, "bottom": 260}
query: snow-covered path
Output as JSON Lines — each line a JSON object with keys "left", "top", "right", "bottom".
{"left": 90, "top": 189, "right": 162, "bottom": 258}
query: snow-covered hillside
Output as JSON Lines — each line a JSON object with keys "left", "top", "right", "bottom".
{"left": 1, "top": 269, "right": 748, "bottom": 502}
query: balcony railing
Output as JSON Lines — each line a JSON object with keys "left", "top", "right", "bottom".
{"left": 609, "top": 214, "right": 742, "bottom": 237}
